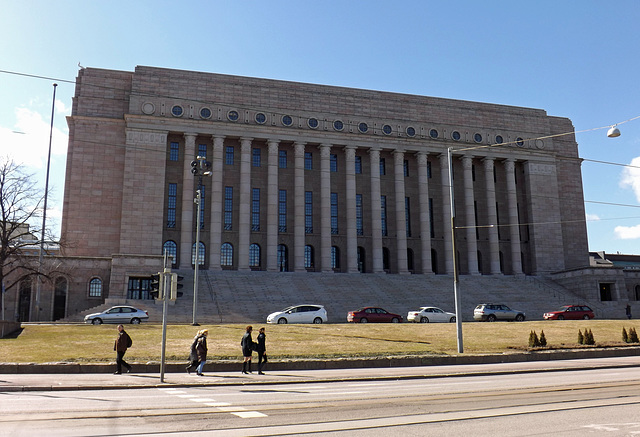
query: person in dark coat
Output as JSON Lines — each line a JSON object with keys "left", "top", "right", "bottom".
{"left": 194, "top": 329, "right": 208, "bottom": 376}
{"left": 113, "top": 324, "right": 132, "bottom": 375}
{"left": 241, "top": 325, "right": 255, "bottom": 374}
{"left": 186, "top": 329, "right": 208, "bottom": 375}
{"left": 626, "top": 304, "right": 632, "bottom": 320}
{"left": 256, "top": 327, "right": 267, "bottom": 375}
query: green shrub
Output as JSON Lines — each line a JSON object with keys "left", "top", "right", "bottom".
{"left": 539, "top": 330, "right": 547, "bottom": 347}
{"left": 630, "top": 327, "right": 639, "bottom": 343}
{"left": 584, "top": 328, "right": 595, "bottom": 345}
{"left": 529, "top": 330, "right": 540, "bottom": 348}
{"left": 622, "top": 327, "right": 629, "bottom": 343}
{"left": 578, "top": 329, "right": 584, "bottom": 344}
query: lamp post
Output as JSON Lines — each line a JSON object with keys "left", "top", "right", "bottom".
{"left": 447, "top": 147, "right": 464, "bottom": 353}
{"left": 34, "top": 83, "right": 57, "bottom": 321}
{"left": 190, "top": 156, "right": 211, "bottom": 326}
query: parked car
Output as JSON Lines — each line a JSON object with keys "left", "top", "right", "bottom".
{"left": 84, "top": 306, "right": 149, "bottom": 325}
{"left": 407, "top": 307, "right": 456, "bottom": 323}
{"left": 347, "top": 307, "right": 403, "bottom": 323}
{"left": 473, "top": 303, "right": 525, "bottom": 322}
{"left": 266, "top": 304, "right": 327, "bottom": 324}
{"left": 543, "top": 305, "right": 594, "bottom": 320}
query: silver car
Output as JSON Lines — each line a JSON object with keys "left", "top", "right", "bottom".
{"left": 84, "top": 306, "right": 149, "bottom": 325}
{"left": 473, "top": 303, "right": 525, "bottom": 322}
{"left": 266, "top": 304, "right": 328, "bottom": 324}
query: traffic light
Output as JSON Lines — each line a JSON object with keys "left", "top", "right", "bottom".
{"left": 170, "top": 273, "right": 184, "bottom": 299}
{"left": 149, "top": 273, "right": 163, "bottom": 299}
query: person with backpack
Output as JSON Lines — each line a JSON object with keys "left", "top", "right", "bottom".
{"left": 114, "top": 324, "right": 132, "bottom": 374}
{"left": 187, "top": 329, "right": 208, "bottom": 376}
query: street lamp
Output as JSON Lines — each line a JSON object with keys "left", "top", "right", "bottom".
{"left": 190, "top": 155, "right": 211, "bottom": 326}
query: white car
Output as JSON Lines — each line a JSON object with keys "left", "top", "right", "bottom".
{"left": 84, "top": 306, "right": 149, "bottom": 325}
{"left": 407, "top": 306, "right": 456, "bottom": 323}
{"left": 267, "top": 304, "right": 328, "bottom": 324}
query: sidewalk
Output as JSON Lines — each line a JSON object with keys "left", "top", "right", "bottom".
{"left": 1, "top": 354, "right": 638, "bottom": 392}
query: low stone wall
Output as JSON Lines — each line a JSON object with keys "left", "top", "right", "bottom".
{"left": 0, "top": 321, "right": 20, "bottom": 339}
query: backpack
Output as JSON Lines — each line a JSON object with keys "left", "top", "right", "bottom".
{"left": 127, "top": 334, "right": 133, "bottom": 348}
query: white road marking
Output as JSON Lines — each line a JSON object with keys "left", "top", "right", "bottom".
{"left": 233, "top": 411, "right": 268, "bottom": 418}
{"left": 204, "top": 402, "right": 231, "bottom": 407}
{"left": 190, "top": 398, "right": 217, "bottom": 402}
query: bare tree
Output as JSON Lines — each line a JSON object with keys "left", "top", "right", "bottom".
{"left": 0, "top": 157, "right": 53, "bottom": 312}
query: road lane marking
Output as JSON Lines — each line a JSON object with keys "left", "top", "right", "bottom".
{"left": 233, "top": 411, "right": 268, "bottom": 418}
{"left": 204, "top": 402, "right": 231, "bottom": 407}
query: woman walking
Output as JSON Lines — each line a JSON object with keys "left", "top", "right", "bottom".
{"left": 188, "top": 329, "right": 208, "bottom": 376}
{"left": 241, "top": 325, "right": 255, "bottom": 374}
{"left": 256, "top": 327, "right": 267, "bottom": 375}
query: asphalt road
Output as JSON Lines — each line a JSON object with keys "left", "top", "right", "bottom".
{"left": 2, "top": 362, "right": 640, "bottom": 436}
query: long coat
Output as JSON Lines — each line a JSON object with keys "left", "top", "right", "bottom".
{"left": 195, "top": 335, "right": 208, "bottom": 361}
{"left": 241, "top": 332, "right": 254, "bottom": 357}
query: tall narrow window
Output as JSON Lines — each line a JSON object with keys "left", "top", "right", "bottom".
{"left": 249, "top": 243, "right": 261, "bottom": 267}
{"left": 331, "top": 246, "right": 340, "bottom": 269}
{"left": 251, "top": 188, "right": 260, "bottom": 231}
{"left": 429, "top": 198, "right": 435, "bottom": 238}
{"left": 89, "top": 278, "right": 102, "bottom": 297}
{"left": 198, "top": 144, "right": 207, "bottom": 159}
{"left": 355, "top": 156, "right": 362, "bottom": 174}
{"left": 304, "top": 152, "right": 313, "bottom": 170}
{"left": 380, "top": 158, "right": 386, "bottom": 175}
{"left": 331, "top": 192, "right": 339, "bottom": 234}
{"left": 192, "top": 242, "right": 205, "bottom": 266}
{"left": 305, "top": 191, "right": 313, "bottom": 233}
{"left": 330, "top": 154, "right": 338, "bottom": 172}
{"left": 252, "top": 148, "right": 261, "bottom": 167}
{"left": 304, "top": 245, "right": 314, "bottom": 268}
{"left": 198, "top": 185, "right": 205, "bottom": 229}
{"left": 167, "top": 183, "right": 177, "bottom": 228}
{"left": 225, "top": 146, "right": 234, "bottom": 165}
{"left": 279, "top": 189, "right": 287, "bottom": 232}
{"left": 405, "top": 197, "right": 411, "bottom": 237}
{"left": 381, "top": 195, "right": 388, "bottom": 236}
{"left": 277, "top": 244, "right": 288, "bottom": 272}
{"left": 404, "top": 160, "right": 409, "bottom": 177}
{"left": 356, "top": 194, "right": 363, "bottom": 236}
{"left": 224, "top": 186, "right": 233, "bottom": 230}
{"left": 169, "top": 142, "right": 179, "bottom": 161}
{"left": 163, "top": 241, "right": 177, "bottom": 265}
{"left": 279, "top": 150, "right": 287, "bottom": 169}
{"left": 427, "top": 161, "right": 432, "bottom": 179}
{"left": 221, "top": 242, "right": 233, "bottom": 266}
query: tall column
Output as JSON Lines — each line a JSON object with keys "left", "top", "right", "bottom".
{"left": 505, "top": 159, "right": 523, "bottom": 275}
{"left": 266, "top": 140, "right": 279, "bottom": 271}
{"left": 179, "top": 132, "right": 197, "bottom": 269}
{"left": 319, "top": 144, "right": 332, "bottom": 272}
{"left": 209, "top": 135, "right": 225, "bottom": 270}
{"left": 237, "top": 137, "right": 252, "bottom": 271}
{"left": 294, "top": 142, "right": 306, "bottom": 272}
{"left": 416, "top": 152, "right": 433, "bottom": 274}
{"left": 483, "top": 157, "right": 501, "bottom": 274}
{"left": 462, "top": 155, "right": 479, "bottom": 275}
{"left": 393, "top": 151, "right": 409, "bottom": 274}
{"left": 439, "top": 153, "right": 454, "bottom": 274}
{"left": 344, "top": 146, "right": 359, "bottom": 273}
{"left": 369, "top": 148, "right": 384, "bottom": 273}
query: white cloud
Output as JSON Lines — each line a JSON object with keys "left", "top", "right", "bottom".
{"left": 1, "top": 106, "right": 68, "bottom": 169}
{"left": 586, "top": 213, "right": 600, "bottom": 221}
{"left": 614, "top": 224, "right": 640, "bottom": 240}
{"left": 620, "top": 156, "right": 640, "bottom": 202}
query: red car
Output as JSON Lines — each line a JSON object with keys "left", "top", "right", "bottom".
{"left": 347, "top": 307, "right": 403, "bottom": 323}
{"left": 543, "top": 305, "right": 594, "bottom": 320}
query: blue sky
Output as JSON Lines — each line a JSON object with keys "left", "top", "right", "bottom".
{"left": 2, "top": 0, "right": 640, "bottom": 254}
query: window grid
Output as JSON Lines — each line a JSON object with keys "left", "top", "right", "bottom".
{"left": 404, "top": 160, "right": 409, "bottom": 177}
{"left": 304, "top": 245, "right": 313, "bottom": 268}
{"left": 224, "top": 186, "right": 233, "bottom": 230}
{"left": 330, "top": 154, "right": 338, "bottom": 172}
{"left": 356, "top": 194, "right": 363, "bottom": 236}
{"left": 405, "top": 197, "right": 411, "bottom": 237}
{"left": 429, "top": 198, "right": 435, "bottom": 238}
{"left": 381, "top": 195, "right": 388, "bottom": 237}
{"left": 305, "top": 191, "right": 313, "bottom": 234}
{"left": 279, "top": 189, "right": 287, "bottom": 232}
{"left": 380, "top": 158, "right": 386, "bottom": 176}
{"left": 225, "top": 146, "right": 234, "bottom": 165}
{"left": 167, "top": 183, "right": 177, "bottom": 228}
{"left": 304, "top": 152, "right": 313, "bottom": 170}
{"left": 192, "top": 242, "right": 205, "bottom": 266}
{"left": 221, "top": 243, "right": 233, "bottom": 266}
{"left": 163, "top": 241, "right": 177, "bottom": 264}
{"left": 355, "top": 156, "right": 362, "bottom": 174}
{"left": 279, "top": 150, "right": 287, "bottom": 169}
{"left": 252, "top": 148, "right": 261, "bottom": 167}
{"left": 89, "top": 278, "right": 102, "bottom": 297}
{"left": 251, "top": 188, "right": 260, "bottom": 231}
{"left": 427, "top": 161, "right": 432, "bottom": 179}
{"left": 169, "top": 142, "right": 179, "bottom": 161}
{"left": 249, "top": 243, "right": 260, "bottom": 267}
{"left": 198, "top": 144, "right": 207, "bottom": 159}
{"left": 331, "top": 192, "right": 339, "bottom": 235}
{"left": 198, "top": 185, "right": 205, "bottom": 229}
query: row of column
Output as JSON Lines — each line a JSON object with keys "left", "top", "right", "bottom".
{"left": 176, "top": 133, "right": 523, "bottom": 275}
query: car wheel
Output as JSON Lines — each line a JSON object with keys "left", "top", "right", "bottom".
{"left": 558, "top": 315, "right": 565, "bottom": 320}
{"left": 360, "top": 318, "right": 368, "bottom": 323}
{"left": 277, "top": 318, "right": 287, "bottom": 324}
{"left": 515, "top": 314, "right": 525, "bottom": 322}
{"left": 449, "top": 316, "right": 456, "bottom": 323}
{"left": 487, "top": 314, "right": 497, "bottom": 322}
{"left": 313, "top": 317, "right": 323, "bottom": 324}
{"left": 391, "top": 317, "right": 400, "bottom": 323}
{"left": 130, "top": 318, "right": 141, "bottom": 324}
{"left": 92, "top": 318, "right": 103, "bottom": 325}
{"left": 583, "top": 314, "right": 590, "bottom": 320}
{"left": 420, "top": 317, "right": 429, "bottom": 323}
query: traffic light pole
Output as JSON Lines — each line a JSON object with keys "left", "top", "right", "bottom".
{"left": 192, "top": 188, "right": 202, "bottom": 326}
{"left": 160, "top": 252, "right": 170, "bottom": 383}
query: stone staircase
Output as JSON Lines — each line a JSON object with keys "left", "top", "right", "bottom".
{"left": 65, "top": 271, "right": 607, "bottom": 324}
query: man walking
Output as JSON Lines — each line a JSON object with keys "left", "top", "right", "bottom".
{"left": 114, "top": 324, "right": 132, "bottom": 374}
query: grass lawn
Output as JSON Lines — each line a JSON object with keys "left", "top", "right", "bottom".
{"left": 1, "top": 320, "right": 639, "bottom": 364}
